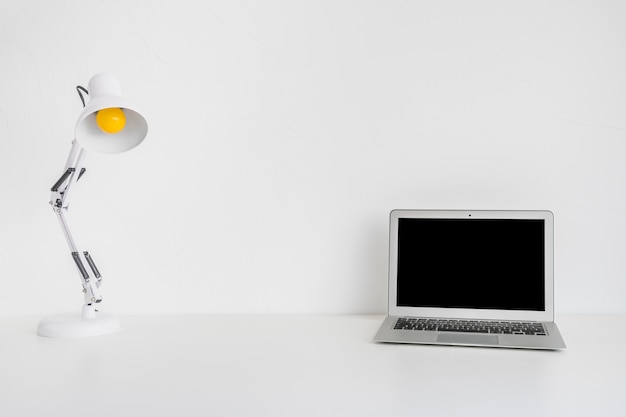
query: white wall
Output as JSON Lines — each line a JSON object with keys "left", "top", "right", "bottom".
{"left": 1, "top": 0, "right": 625, "bottom": 316}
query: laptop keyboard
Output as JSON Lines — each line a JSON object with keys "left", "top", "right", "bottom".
{"left": 394, "top": 318, "right": 547, "bottom": 335}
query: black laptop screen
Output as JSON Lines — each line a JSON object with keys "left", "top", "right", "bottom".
{"left": 396, "top": 218, "right": 546, "bottom": 311}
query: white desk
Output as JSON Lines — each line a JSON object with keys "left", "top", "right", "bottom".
{"left": 1, "top": 314, "right": 624, "bottom": 417}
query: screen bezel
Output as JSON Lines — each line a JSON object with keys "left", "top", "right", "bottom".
{"left": 387, "top": 210, "right": 555, "bottom": 322}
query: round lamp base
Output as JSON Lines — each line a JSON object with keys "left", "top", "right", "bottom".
{"left": 37, "top": 310, "right": 119, "bottom": 338}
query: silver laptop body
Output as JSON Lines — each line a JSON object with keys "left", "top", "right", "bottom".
{"left": 375, "top": 210, "right": 566, "bottom": 349}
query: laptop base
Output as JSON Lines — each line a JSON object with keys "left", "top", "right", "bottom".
{"left": 375, "top": 316, "right": 566, "bottom": 349}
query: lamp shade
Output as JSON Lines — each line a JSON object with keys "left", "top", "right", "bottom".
{"left": 75, "top": 73, "right": 148, "bottom": 154}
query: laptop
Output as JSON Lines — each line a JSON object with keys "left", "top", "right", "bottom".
{"left": 374, "top": 209, "right": 566, "bottom": 349}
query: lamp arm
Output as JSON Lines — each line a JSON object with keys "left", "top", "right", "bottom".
{"left": 50, "top": 140, "right": 85, "bottom": 209}
{"left": 50, "top": 140, "right": 103, "bottom": 306}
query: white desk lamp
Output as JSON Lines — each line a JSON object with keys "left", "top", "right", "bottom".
{"left": 37, "top": 73, "right": 148, "bottom": 337}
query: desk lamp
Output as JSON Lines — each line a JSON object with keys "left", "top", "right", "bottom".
{"left": 37, "top": 73, "right": 148, "bottom": 337}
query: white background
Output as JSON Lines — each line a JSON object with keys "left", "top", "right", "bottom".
{"left": 1, "top": 0, "right": 625, "bottom": 316}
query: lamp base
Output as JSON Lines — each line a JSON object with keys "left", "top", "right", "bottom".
{"left": 37, "top": 307, "right": 119, "bottom": 338}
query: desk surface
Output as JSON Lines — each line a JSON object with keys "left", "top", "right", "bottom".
{"left": 1, "top": 314, "right": 625, "bottom": 417}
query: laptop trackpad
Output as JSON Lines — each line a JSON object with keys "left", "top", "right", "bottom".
{"left": 437, "top": 333, "right": 499, "bottom": 345}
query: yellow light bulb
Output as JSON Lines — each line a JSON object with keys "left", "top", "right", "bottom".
{"left": 96, "top": 107, "right": 126, "bottom": 134}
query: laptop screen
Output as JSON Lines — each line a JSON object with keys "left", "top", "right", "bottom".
{"left": 394, "top": 215, "right": 548, "bottom": 314}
